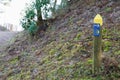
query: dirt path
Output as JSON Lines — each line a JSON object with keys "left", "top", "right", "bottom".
{"left": 0, "top": 31, "right": 17, "bottom": 47}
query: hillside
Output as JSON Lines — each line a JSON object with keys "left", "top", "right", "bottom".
{"left": 0, "top": 0, "right": 120, "bottom": 80}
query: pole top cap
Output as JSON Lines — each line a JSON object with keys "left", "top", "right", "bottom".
{"left": 94, "top": 14, "right": 103, "bottom": 26}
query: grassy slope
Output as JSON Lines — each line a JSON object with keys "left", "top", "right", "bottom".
{"left": 0, "top": 0, "right": 120, "bottom": 80}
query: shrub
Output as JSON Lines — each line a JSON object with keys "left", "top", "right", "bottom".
{"left": 20, "top": 0, "right": 69, "bottom": 36}
{"left": 20, "top": 3, "right": 38, "bottom": 36}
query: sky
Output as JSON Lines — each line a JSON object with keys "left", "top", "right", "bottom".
{"left": 0, "top": 0, "right": 31, "bottom": 31}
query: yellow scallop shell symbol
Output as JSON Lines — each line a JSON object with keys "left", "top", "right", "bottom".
{"left": 94, "top": 14, "right": 103, "bottom": 26}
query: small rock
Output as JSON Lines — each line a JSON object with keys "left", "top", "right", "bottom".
{"left": 35, "top": 50, "right": 41, "bottom": 56}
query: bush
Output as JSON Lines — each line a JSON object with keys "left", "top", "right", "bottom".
{"left": 20, "top": 4, "right": 37, "bottom": 36}
{"left": 28, "top": 21, "right": 38, "bottom": 36}
{"left": 20, "top": 0, "right": 69, "bottom": 36}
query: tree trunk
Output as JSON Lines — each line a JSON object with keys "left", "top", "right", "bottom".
{"left": 36, "top": 10, "right": 48, "bottom": 35}
{"left": 37, "top": 9, "right": 43, "bottom": 27}
{"left": 35, "top": 0, "right": 42, "bottom": 26}
{"left": 52, "top": 0, "right": 57, "bottom": 14}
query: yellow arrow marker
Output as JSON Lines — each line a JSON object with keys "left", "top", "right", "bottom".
{"left": 94, "top": 14, "right": 103, "bottom": 26}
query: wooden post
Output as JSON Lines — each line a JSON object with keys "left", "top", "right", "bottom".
{"left": 93, "top": 14, "right": 103, "bottom": 74}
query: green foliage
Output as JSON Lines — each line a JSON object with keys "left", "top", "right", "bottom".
{"left": 34, "top": 0, "right": 50, "bottom": 18}
{"left": 28, "top": 21, "right": 38, "bottom": 35}
{"left": 49, "top": 48, "right": 57, "bottom": 55}
{"left": 102, "top": 28, "right": 112, "bottom": 39}
{"left": 20, "top": 0, "right": 47, "bottom": 35}
{"left": 115, "top": 50, "right": 120, "bottom": 55}
{"left": 20, "top": 0, "right": 50, "bottom": 35}
{"left": 74, "top": 32, "right": 81, "bottom": 41}
{"left": 9, "top": 56, "right": 19, "bottom": 64}
{"left": 20, "top": 0, "right": 69, "bottom": 36}
{"left": 7, "top": 70, "right": 31, "bottom": 80}
{"left": 104, "top": 7, "right": 112, "bottom": 12}
{"left": 103, "top": 40, "right": 112, "bottom": 52}
{"left": 86, "top": 59, "right": 93, "bottom": 65}
{"left": 20, "top": 3, "right": 37, "bottom": 35}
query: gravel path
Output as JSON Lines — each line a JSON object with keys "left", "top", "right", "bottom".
{"left": 0, "top": 31, "right": 17, "bottom": 47}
